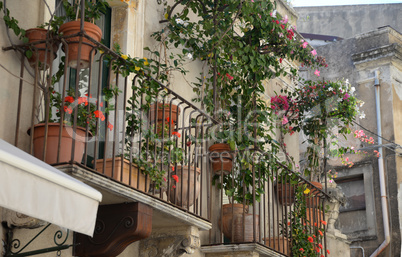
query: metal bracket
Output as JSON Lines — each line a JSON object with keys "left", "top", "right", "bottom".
{"left": 5, "top": 223, "right": 73, "bottom": 257}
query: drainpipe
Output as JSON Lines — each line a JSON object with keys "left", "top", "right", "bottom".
{"left": 370, "top": 70, "right": 391, "bottom": 257}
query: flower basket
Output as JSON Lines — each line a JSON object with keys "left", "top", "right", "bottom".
{"left": 219, "top": 204, "right": 259, "bottom": 243}
{"left": 95, "top": 157, "right": 150, "bottom": 192}
{"left": 208, "top": 143, "right": 233, "bottom": 175}
{"left": 59, "top": 20, "right": 102, "bottom": 69}
{"left": 27, "top": 123, "right": 90, "bottom": 165}
{"left": 169, "top": 165, "right": 201, "bottom": 208}
{"left": 25, "top": 28, "right": 59, "bottom": 70}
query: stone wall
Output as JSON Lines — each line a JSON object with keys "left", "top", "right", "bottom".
{"left": 295, "top": 4, "right": 402, "bottom": 39}
{"left": 299, "top": 26, "right": 402, "bottom": 257}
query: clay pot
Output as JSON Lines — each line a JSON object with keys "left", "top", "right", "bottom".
{"left": 306, "top": 207, "right": 324, "bottom": 226}
{"left": 59, "top": 21, "right": 102, "bottom": 69}
{"left": 27, "top": 123, "right": 90, "bottom": 165}
{"left": 208, "top": 143, "right": 233, "bottom": 175}
{"left": 305, "top": 181, "right": 323, "bottom": 208}
{"left": 275, "top": 183, "right": 295, "bottom": 206}
{"left": 25, "top": 28, "right": 59, "bottom": 70}
{"left": 169, "top": 165, "right": 201, "bottom": 208}
{"left": 150, "top": 103, "right": 180, "bottom": 124}
{"left": 263, "top": 236, "right": 290, "bottom": 256}
{"left": 95, "top": 157, "right": 150, "bottom": 192}
{"left": 219, "top": 204, "right": 259, "bottom": 243}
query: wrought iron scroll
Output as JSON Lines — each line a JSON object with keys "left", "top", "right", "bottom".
{"left": 5, "top": 223, "right": 73, "bottom": 257}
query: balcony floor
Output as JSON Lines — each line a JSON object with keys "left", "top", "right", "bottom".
{"left": 57, "top": 164, "right": 212, "bottom": 231}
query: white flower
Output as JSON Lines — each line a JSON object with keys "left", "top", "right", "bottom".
{"left": 328, "top": 87, "right": 334, "bottom": 91}
{"left": 184, "top": 22, "right": 189, "bottom": 27}
{"left": 186, "top": 52, "right": 193, "bottom": 60}
{"left": 359, "top": 101, "right": 365, "bottom": 107}
{"left": 359, "top": 111, "right": 366, "bottom": 119}
{"left": 270, "top": 10, "right": 277, "bottom": 18}
{"left": 345, "top": 79, "right": 349, "bottom": 84}
{"left": 175, "top": 18, "right": 184, "bottom": 25}
{"left": 350, "top": 87, "right": 356, "bottom": 94}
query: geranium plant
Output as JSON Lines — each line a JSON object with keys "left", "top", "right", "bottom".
{"left": 48, "top": 86, "right": 119, "bottom": 135}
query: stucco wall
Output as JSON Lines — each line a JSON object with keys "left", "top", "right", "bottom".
{"left": 295, "top": 4, "right": 402, "bottom": 39}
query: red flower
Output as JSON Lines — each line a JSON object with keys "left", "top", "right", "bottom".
{"left": 172, "top": 131, "right": 181, "bottom": 138}
{"left": 315, "top": 247, "right": 320, "bottom": 253}
{"left": 63, "top": 106, "right": 73, "bottom": 114}
{"left": 318, "top": 243, "right": 323, "bottom": 249}
{"left": 107, "top": 122, "right": 113, "bottom": 131}
{"left": 171, "top": 166, "right": 175, "bottom": 171}
{"left": 100, "top": 102, "right": 104, "bottom": 107}
{"left": 280, "top": 24, "right": 285, "bottom": 29}
{"left": 299, "top": 248, "right": 304, "bottom": 252}
{"left": 307, "top": 236, "right": 313, "bottom": 243}
{"left": 287, "top": 221, "right": 291, "bottom": 226}
{"left": 319, "top": 230, "right": 323, "bottom": 236}
{"left": 78, "top": 97, "right": 88, "bottom": 106}
{"left": 186, "top": 141, "right": 192, "bottom": 147}
{"left": 225, "top": 73, "right": 234, "bottom": 80}
{"left": 64, "top": 96, "right": 74, "bottom": 103}
{"left": 327, "top": 249, "right": 330, "bottom": 254}
{"left": 172, "top": 174, "right": 179, "bottom": 183}
{"left": 94, "top": 110, "right": 105, "bottom": 121}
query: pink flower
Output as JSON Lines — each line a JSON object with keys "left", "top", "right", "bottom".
{"left": 311, "top": 49, "right": 317, "bottom": 56}
{"left": 314, "top": 70, "right": 320, "bottom": 76}
{"left": 343, "top": 93, "right": 350, "bottom": 100}
{"left": 302, "top": 41, "right": 308, "bottom": 48}
{"left": 281, "top": 15, "right": 288, "bottom": 24}
{"left": 282, "top": 116, "right": 288, "bottom": 125}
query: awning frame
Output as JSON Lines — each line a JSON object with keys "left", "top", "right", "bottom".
{"left": 5, "top": 223, "right": 73, "bottom": 257}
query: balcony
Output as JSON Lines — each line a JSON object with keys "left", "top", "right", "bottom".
{"left": 2, "top": 25, "right": 329, "bottom": 257}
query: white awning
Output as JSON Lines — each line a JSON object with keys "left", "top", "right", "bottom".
{"left": 0, "top": 139, "right": 102, "bottom": 236}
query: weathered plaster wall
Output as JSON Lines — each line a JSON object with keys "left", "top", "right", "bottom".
{"left": 295, "top": 4, "right": 402, "bottom": 39}
{"left": 0, "top": 0, "right": 45, "bottom": 150}
{"left": 302, "top": 27, "right": 402, "bottom": 256}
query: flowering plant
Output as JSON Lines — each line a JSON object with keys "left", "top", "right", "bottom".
{"left": 281, "top": 184, "right": 329, "bottom": 257}
{"left": 48, "top": 86, "right": 119, "bottom": 135}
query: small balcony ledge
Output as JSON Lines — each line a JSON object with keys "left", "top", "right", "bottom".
{"left": 58, "top": 164, "right": 212, "bottom": 231}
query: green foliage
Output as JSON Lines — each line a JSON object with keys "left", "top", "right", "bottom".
{"left": 60, "top": 0, "right": 109, "bottom": 22}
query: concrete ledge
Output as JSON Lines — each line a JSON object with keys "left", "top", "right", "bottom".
{"left": 58, "top": 164, "right": 212, "bottom": 231}
{"left": 201, "top": 243, "right": 286, "bottom": 257}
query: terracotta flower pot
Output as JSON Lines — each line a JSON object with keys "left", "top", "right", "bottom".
{"left": 169, "top": 165, "right": 201, "bottom": 208}
{"left": 27, "top": 123, "right": 90, "bottom": 165}
{"left": 306, "top": 207, "right": 324, "bottom": 226}
{"left": 305, "top": 181, "right": 323, "bottom": 208}
{"left": 25, "top": 28, "right": 59, "bottom": 70}
{"left": 275, "top": 183, "right": 295, "bottom": 206}
{"left": 208, "top": 143, "right": 233, "bottom": 175}
{"left": 219, "top": 204, "right": 259, "bottom": 243}
{"left": 95, "top": 157, "right": 150, "bottom": 192}
{"left": 150, "top": 103, "right": 180, "bottom": 124}
{"left": 59, "top": 21, "right": 102, "bottom": 69}
{"left": 263, "top": 236, "right": 290, "bottom": 256}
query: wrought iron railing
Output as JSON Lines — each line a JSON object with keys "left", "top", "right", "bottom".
{"left": 206, "top": 149, "right": 330, "bottom": 257}
{"left": 3, "top": 22, "right": 218, "bottom": 220}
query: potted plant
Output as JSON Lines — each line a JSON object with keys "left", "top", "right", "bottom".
{"left": 27, "top": 86, "right": 117, "bottom": 165}
{"left": 219, "top": 203, "right": 259, "bottom": 243}
{"left": 58, "top": 0, "right": 109, "bottom": 69}
{"left": 0, "top": 3, "right": 62, "bottom": 69}
{"left": 208, "top": 128, "right": 236, "bottom": 175}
